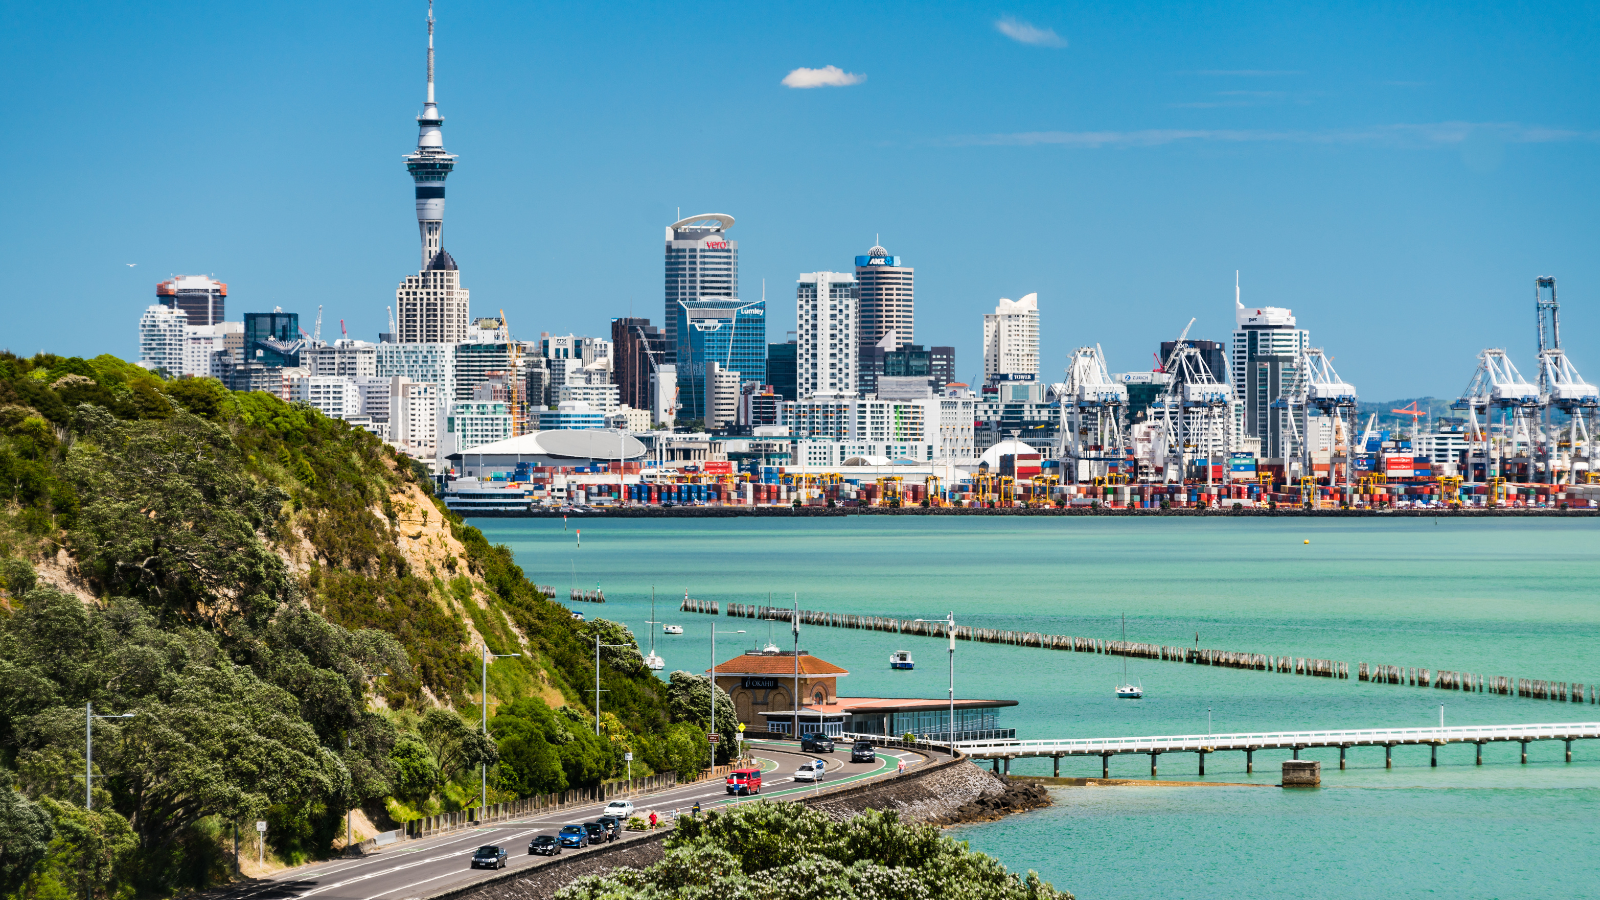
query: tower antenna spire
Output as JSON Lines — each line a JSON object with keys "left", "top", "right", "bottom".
{"left": 426, "top": 0, "right": 435, "bottom": 104}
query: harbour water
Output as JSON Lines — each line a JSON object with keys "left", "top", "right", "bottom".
{"left": 474, "top": 515, "right": 1600, "bottom": 898}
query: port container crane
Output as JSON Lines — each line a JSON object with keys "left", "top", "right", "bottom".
{"left": 1152, "top": 319, "right": 1233, "bottom": 485}
{"left": 1454, "top": 349, "right": 1540, "bottom": 483}
{"left": 1530, "top": 277, "right": 1598, "bottom": 482}
{"left": 1058, "top": 345, "right": 1130, "bottom": 485}
{"left": 1284, "top": 348, "right": 1358, "bottom": 503}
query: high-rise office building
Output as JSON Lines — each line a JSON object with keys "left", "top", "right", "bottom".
{"left": 1231, "top": 291, "right": 1309, "bottom": 460}
{"left": 403, "top": 2, "right": 457, "bottom": 269}
{"left": 303, "top": 339, "right": 377, "bottom": 378}
{"left": 1160, "top": 339, "right": 1228, "bottom": 385}
{"left": 673, "top": 297, "right": 766, "bottom": 420}
{"left": 612, "top": 317, "right": 670, "bottom": 412}
{"left": 664, "top": 214, "right": 737, "bottom": 361}
{"left": 855, "top": 244, "right": 913, "bottom": 394}
{"left": 157, "top": 275, "right": 227, "bottom": 326}
{"left": 244, "top": 311, "right": 302, "bottom": 367}
{"left": 796, "top": 272, "right": 858, "bottom": 398}
{"left": 929, "top": 346, "right": 956, "bottom": 390}
{"left": 982, "top": 294, "right": 1039, "bottom": 386}
{"left": 767, "top": 341, "right": 798, "bottom": 401}
{"left": 395, "top": 249, "right": 469, "bottom": 343}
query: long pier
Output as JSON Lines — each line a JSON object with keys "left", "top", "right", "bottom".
{"left": 938, "top": 721, "right": 1600, "bottom": 778}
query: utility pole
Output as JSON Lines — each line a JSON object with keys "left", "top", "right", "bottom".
{"left": 481, "top": 647, "right": 520, "bottom": 813}
{"left": 914, "top": 614, "right": 956, "bottom": 752}
{"left": 84, "top": 702, "right": 134, "bottom": 809}
{"left": 709, "top": 625, "right": 744, "bottom": 767}
{"left": 593, "top": 634, "right": 630, "bottom": 735}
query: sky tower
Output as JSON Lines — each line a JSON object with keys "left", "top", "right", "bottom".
{"left": 404, "top": 0, "right": 457, "bottom": 268}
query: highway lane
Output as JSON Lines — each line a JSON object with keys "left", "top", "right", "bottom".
{"left": 216, "top": 741, "right": 933, "bottom": 900}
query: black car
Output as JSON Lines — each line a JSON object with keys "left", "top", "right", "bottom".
{"left": 851, "top": 740, "right": 876, "bottom": 763}
{"left": 800, "top": 732, "right": 835, "bottom": 753}
{"left": 558, "top": 825, "right": 588, "bottom": 849}
{"left": 470, "top": 845, "right": 507, "bottom": 869}
{"left": 583, "top": 822, "right": 610, "bottom": 844}
{"left": 596, "top": 816, "right": 623, "bottom": 840}
{"left": 528, "top": 835, "right": 561, "bottom": 856}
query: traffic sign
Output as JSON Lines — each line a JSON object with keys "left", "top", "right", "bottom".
{"left": 707, "top": 733, "right": 721, "bottom": 743}
{"left": 624, "top": 752, "right": 633, "bottom": 761}
{"left": 256, "top": 821, "right": 267, "bottom": 833}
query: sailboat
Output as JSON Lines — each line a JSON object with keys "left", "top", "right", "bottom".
{"left": 1115, "top": 614, "right": 1143, "bottom": 699}
{"left": 643, "top": 587, "right": 665, "bottom": 671}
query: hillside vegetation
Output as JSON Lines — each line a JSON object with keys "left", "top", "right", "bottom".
{"left": 0, "top": 353, "right": 727, "bottom": 899}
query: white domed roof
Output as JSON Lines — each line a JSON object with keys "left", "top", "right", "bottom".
{"left": 868, "top": 245, "right": 889, "bottom": 258}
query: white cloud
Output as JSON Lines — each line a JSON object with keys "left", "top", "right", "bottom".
{"left": 943, "top": 122, "right": 1600, "bottom": 148}
{"left": 782, "top": 66, "right": 866, "bottom": 89}
{"left": 996, "top": 16, "right": 1067, "bottom": 48}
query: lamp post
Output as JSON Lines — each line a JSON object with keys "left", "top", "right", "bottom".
{"left": 593, "top": 634, "right": 632, "bottom": 735}
{"left": 709, "top": 626, "right": 745, "bottom": 767}
{"left": 914, "top": 613, "right": 956, "bottom": 755}
{"left": 482, "top": 647, "right": 520, "bottom": 813}
{"left": 84, "top": 702, "right": 134, "bottom": 809}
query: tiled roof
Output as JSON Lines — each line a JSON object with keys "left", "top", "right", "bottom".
{"left": 709, "top": 653, "right": 849, "bottom": 677}
{"left": 757, "top": 696, "right": 1016, "bottom": 715}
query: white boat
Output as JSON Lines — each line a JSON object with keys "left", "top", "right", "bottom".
{"left": 570, "top": 611, "right": 585, "bottom": 622}
{"left": 889, "top": 650, "right": 915, "bottom": 670}
{"left": 644, "top": 588, "right": 666, "bottom": 671}
{"left": 663, "top": 624, "right": 683, "bottom": 635}
{"left": 1115, "top": 614, "right": 1142, "bottom": 699}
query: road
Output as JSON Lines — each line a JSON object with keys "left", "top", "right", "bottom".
{"left": 215, "top": 740, "right": 932, "bottom": 900}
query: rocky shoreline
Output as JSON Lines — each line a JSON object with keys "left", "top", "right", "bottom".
{"left": 807, "top": 759, "right": 1052, "bottom": 826}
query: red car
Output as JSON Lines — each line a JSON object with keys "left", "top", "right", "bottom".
{"left": 726, "top": 767, "right": 763, "bottom": 795}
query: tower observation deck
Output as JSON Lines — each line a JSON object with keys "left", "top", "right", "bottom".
{"left": 404, "top": 0, "right": 457, "bottom": 268}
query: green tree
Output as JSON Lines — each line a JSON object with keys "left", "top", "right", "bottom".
{"left": 0, "top": 774, "right": 54, "bottom": 898}
{"left": 418, "top": 708, "right": 498, "bottom": 785}
{"left": 388, "top": 734, "right": 441, "bottom": 804}
{"left": 665, "top": 671, "right": 738, "bottom": 763}
{"left": 36, "top": 799, "right": 138, "bottom": 900}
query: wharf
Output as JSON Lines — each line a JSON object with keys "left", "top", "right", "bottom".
{"left": 948, "top": 722, "right": 1600, "bottom": 777}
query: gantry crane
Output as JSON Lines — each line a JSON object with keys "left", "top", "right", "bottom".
{"left": 1152, "top": 319, "right": 1233, "bottom": 485}
{"left": 1284, "top": 348, "right": 1358, "bottom": 501}
{"left": 1530, "top": 277, "right": 1598, "bottom": 483}
{"left": 1058, "top": 345, "right": 1131, "bottom": 485}
{"left": 1454, "top": 349, "right": 1540, "bottom": 483}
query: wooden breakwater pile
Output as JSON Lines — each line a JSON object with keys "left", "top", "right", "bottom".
{"left": 680, "top": 597, "right": 719, "bottom": 614}
{"left": 723, "top": 605, "right": 1600, "bottom": 703}
{"left": 536, "top": 584, "right": 557, "bottom": 597}
{"left": 569, "top": 589, "right": 605, "bottom": 603}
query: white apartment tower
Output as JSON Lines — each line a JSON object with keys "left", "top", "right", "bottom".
{"left": 1230, "top": 281, "right": 1310, "bottom": 460}
{"left": 982, "top": 294, "right": 1040, "bottom": 385}
{"left": 138, "top": 304, "right": 188, "bottom": 375}
{"left": 796, "top": 272, "right": 859, "bottom": 398}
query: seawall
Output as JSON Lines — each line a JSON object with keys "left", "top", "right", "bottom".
{"left": 465, "top": 506, "right": 1596, "bottom": 519}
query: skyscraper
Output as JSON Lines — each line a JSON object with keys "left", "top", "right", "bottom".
{"left": 244, "top": 311, "right": 302, "bottom": 367}
{"left": 404, "top": 1, "right": 457, "bottom": 269}
{"left": 395, "top": 1, "right": 468, "bottom": 343}
{"left": 1231, "top": 284, "right": 1309, "bottom": 460}
{"left": 156, "top": 275, "right": 227, "bottom": 326}
{"left": 796, "top": 272, "right": 858, "bottom": 398}
{"left": 664, "top": 214, "right": 737, "bottom": 361}
{"left": 855, "top": 244, "right": 913, "bottom": 394}
{"left": 982, "top": 294, "right": 1039, "bottom": 386}
{"left": 612, "top": 318, "right": 671, "bottom": 412}
{"left": 673, "top": 297, "right": 766, "bottom": 420}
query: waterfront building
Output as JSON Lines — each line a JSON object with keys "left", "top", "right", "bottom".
{"left": 538, "top": 400, "right": 606, "bottom": 430}
{"left": 607, "top": 406, "right": 653, "bottom": 433}
{"left": 1115, "top": 371, "right": 1174, "bottom": 424}
{"left": 709, "top": 650, "right": 1014, "bottom": 740}
{"left": 443, "top": 400, "right": 512, "bottom": 456}
{"left": 557, "top": 379, "right": 620, "bottom": 415}
{"left": 782, "top": 394, "right": 975, "bottom": 461}
{"left": 1231, "top": 291, "right": 1309, "bottom": 460}
{"left": 290, "top": 376, "right": 363, "bottom": 420}
{"left": 664, "top": 214, "right": 738, "bottom": 360}
{"left": 797, "top": 272, "right": 858, "bottom": 399}
{"left": 983, "top": 294, "right": 1039, "bottom": 386}
{"left": 156, "top": 275, "right": 227, "bottom": 327}
{"left": 767, "top": 341, "right": 798, "bottom": 400}
{"left": 137, "top": 304, "right": 187, "bottom": 375}
{"left": 244, "top": 311, "right": 301, "bottom": 367}
{"left": 674, "top": 297, "right": 766, "bottom": 421}
{"left": 855, "top": 244, "right": 914, "bottom": 394}
{"left": 611, "top": 318, "right": 670, "bottom": 412}
{"left": 739, "top": 383, "right": 781, "bottom": 428}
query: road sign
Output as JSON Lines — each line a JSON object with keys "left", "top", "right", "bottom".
{"left": 707, "top": 733, "right": 721, "bottom": 743}
{"left": 624, "top": 752, "right": 633, "bottom": 761}
{"left": 256, "top": 821, "right": 267, "bottom": 833}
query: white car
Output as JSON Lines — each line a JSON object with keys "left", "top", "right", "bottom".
{"left": 793, "top": 760, "right": 826, "bottom": 782}
{"left": 602, "top": 800, "right": 635, "bottom": 818}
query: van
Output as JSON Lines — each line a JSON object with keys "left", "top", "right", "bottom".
{"left": 726, "top": 767, "right": 763, "bottom": 795}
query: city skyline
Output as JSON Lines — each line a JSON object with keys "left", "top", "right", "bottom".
{"left": 7, "top": 0, "right": 1599, "bottom": 397}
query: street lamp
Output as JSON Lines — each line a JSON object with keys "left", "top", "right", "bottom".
{"left": 84, "top": 702, "right": 134, "bottom": 809}
{"left": 481, "top": 647, "right": 521, "bottom": 812}
{"left": 914, "top": 613, "right": 956, "bottom": 756}
{"left": 709, "top": 627, "right": 745, "bottom": 767}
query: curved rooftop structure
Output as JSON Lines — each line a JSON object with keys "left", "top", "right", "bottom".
{"left": 670, "top": 213, "right": 734, "bottom": 231}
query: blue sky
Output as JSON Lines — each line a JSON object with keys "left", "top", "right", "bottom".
{"left": 5, "top": 0, "right": 1598, "bottom": 398}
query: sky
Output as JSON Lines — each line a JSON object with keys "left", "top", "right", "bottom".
{"left": 5, "top": 0, "right": 1598, "bottom": 399}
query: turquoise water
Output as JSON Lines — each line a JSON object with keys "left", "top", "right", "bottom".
{"left": 475, "top": 516, "right": 1600, "bottom": 898}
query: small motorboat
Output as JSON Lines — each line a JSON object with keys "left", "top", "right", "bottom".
{"left": 570, "top": 611, "right": 585, "bottom": 622}
{"left": 890, "top": 650, "right": 915, "bottom": 670}
{"left": 662, "top": 624, "right": 683, "bottom": 635}
{"left": 1115, "top": 682, "right": 1143, "bottom": 699}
